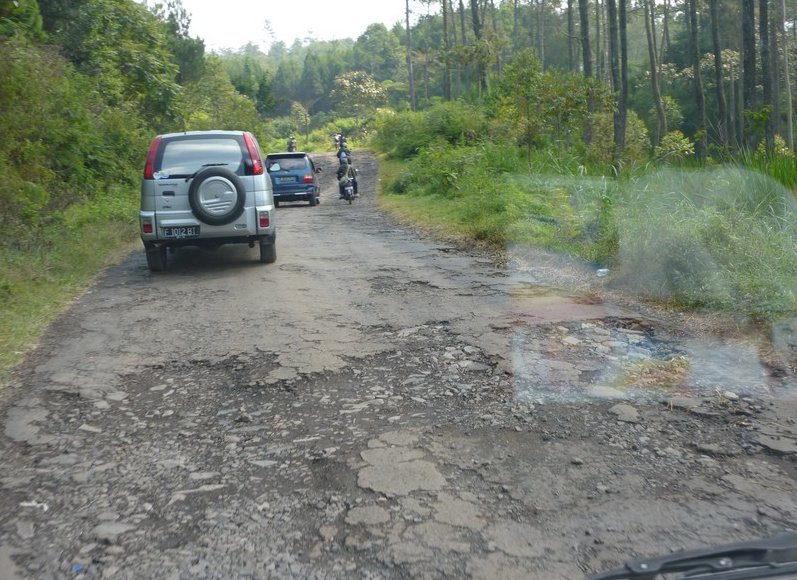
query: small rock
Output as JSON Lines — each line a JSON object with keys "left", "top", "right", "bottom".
{"left": 571, "top": 457, "right": 584, "bottom": 465}
{"left": 460, "top": 361, "right": 491, "bottom": 373}
{"left": 609, "top": 404, "right": 639, "bottom": 423}
{"left": 79, "top": 543, "right": 97, "bottom": 554}
{"left": 78, "top": 424, "right": 102, "bottom": 434}
{"left": 189, "top": 471, "right": 220, "bottom": 481}
{"left": 722, "top": 391, "right": 740, "bottom": 401}
{"left": 694, "top": 443, "right": 741, "bottom": 457}
{"left": 345, "top": 506, "right": 390, "bottom": 526}
{"left": 105, "top": 391, "right": 128, "bottom": 402}
{"left": 318, "top": 525, "right": 337, "bottom": 542}
{"left": 92, "top": 522, "right": 136, "bottom": 544}
{"left": 664, "top": 397, "right": 699, "bottom": 411}
{"left": 755, "top": 434, "right": 797, "bottom": 456}
{"left": 16, "top": 521, "right": 34, "bottom": 539}
{"left": 588, "top": 386, "right": 628, "bottom": 400}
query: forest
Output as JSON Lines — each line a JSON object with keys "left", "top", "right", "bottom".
{"left": 0, "top": 0, "right": 796, "bottom": 373}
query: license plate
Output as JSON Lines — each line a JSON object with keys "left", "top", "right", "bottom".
{"left": 162, "top": 225, "right": 199, "bottom": 238}
{"left": 277, "top": 176, "right": 295, "bottom": 183}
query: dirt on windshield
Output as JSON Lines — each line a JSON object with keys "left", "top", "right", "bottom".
{"left": 0, "top": 151, "right": 795, "bottom": 579}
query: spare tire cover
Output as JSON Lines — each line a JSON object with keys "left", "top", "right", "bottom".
{"left": 188, "top": 167, "right": 247, "bottom": 226}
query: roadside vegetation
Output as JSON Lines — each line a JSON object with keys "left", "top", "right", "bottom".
{"left": 372, "top": 96, "right": 797, "bottom": 322}
{"left": 2, "top": 0, "right": 796, "bottom": 380}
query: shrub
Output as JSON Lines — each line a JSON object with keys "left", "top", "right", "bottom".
{"left": 655, "top": 131, "right": 695, "bottom": 163}
{"left": 371, "top": 101, "right": 487, "bottom": 160}
{"left": 586, "top": 111, "right": 651, "bottom": 168}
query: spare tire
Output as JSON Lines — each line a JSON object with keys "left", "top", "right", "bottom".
{"left": 188, "top": 167, "right": 246, "bottom": 226}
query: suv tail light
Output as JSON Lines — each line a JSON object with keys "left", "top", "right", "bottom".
{"left": 243, "top": 132, "right": 264, "bottom": 175}
{"left": 143, "top": 136, "right": 162, "bottom": 179}
{"left": 142, "top": 219, "right": 153, "bottom": 234}
{"left": 259, "top": 211, "right": 270, "bottom": 228}
{"left": 303, "top": 173, "right": 314, "bottom": 183}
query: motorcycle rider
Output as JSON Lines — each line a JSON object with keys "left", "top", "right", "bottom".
{"left": 336, "top": 138, "right": 351, "bottom": 163}
{"left": 287, "top": 136, "right": 297, "bottom": 151}
{"left": 336, "top": 157, "right": 358, "bottom": 199}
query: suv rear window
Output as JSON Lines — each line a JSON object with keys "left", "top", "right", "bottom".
{"left": 267, "top": 157, "right": 308, "bottom": 171}
{"left": 157, "top": 137, "right": 245, "bottom": 177}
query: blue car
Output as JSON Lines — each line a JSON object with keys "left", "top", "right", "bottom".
{"left": 266, "top": 152, "right": 322, "bottom": 207}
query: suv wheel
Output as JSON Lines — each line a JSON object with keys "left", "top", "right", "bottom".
{"left": 145, "top": 244, "right": 167, "bottom": 272}
{"left": 259, "top": 242, "right": 277, "bottom": 264}
{"left": 188, "top": 167, "right": 246, "bottom": 226}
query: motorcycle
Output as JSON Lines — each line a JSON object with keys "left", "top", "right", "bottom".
{"left": 338, "top": 169, "right": 359, "bottom": 204}
{"left": 342, "top": 180, "right": 355, "bottom": 204}
{"left": 287, "top": 138, "right": 297, "bottom": 152}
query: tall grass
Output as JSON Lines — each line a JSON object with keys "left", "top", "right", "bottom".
{"left": 612, "top": 167, "right": 797, "bottom": 319}
{"left": 0, "top": 189, "right": 140, "bottom": 381}
{"left": 378, "top": 139, "right": 797, "bottom": 321}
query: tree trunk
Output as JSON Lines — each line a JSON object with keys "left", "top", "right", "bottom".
{"left": 406, "top": 0, "right": 416, "bottom": 111}
{"left": 618, "top": 0, "right": 628, "bottom": 155}
{"left": 709, "top": 0, "right": 729, "bottom": 147}
{"left": 645, "top": 0, "right": 666, "bottom": 145}
{"left": 538, "top": 0, "right": 546, "bottom": 67}
{"left": 459, "top": 0, "right": 469, "bottom": 96}
{"left": 469, "top": 0, "right": 488, "bottom": 94}
{"left": 513, "top": 0, "right": 520, "bottom": 53}
{"left": 490, "top": 0, "right": 500, "bottom": 72}
{"left": 741, "top": 0, "right": 756, "bottom": 149}
{"left": 578, "top": 0, "right": 592, "bottom": 77}
{"left": 781, "top": 0, "right": 794, "bottom": 148}
{"left": 771, "top": 8, "right": 780, "bottom": 138}
{"left": 595, "top": 0, "right": 603, "bottom": 80}
{"left": 760, "top": 0, "right": 774, "bottom": 152}
{"left": 578, "top": 0, "right": 593, "bottom": 147}
{"left": 660, "top": 0, "right": 671, "bottom": 63}
{"left": 729, "top": 63, "right": 739, "bottom": 147}
{"left": 689, "top": 0, "right": 707, "bottom": 159}
{"left": 443, "top": 0, "right": 452, "bottom": 100}
{"left": 568, "top": 0, "right": 575, "bottom": 71}
{"left": 606, "top": 0, "right": 620, "bottom": 159}
{"left": 459, "top": 0, "right": 467, "bottom": 44}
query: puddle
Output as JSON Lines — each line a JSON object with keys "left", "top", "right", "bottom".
{"left": 510, "top": 314, "right": 791, "bottom": 404}
{"left": 506, "top": 249, "right": 796, "bottom": 404}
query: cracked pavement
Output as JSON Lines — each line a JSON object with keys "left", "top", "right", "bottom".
{"left": 1, "top": 152, "right": 796, "bottom": 579}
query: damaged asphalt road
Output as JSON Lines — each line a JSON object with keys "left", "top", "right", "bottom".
{"left": 1, "top": 152, "right": 796, "bottom": 579}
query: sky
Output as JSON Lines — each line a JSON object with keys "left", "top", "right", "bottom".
{"left": 174, "top": 0, "right": 428, "bottom": 52}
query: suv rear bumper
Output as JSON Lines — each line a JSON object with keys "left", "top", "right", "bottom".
{"left": 139, "top": 206, "right": 275, "bottom": 244}
{"left": 142, "top": 232, "right": 275, "bottom": 250}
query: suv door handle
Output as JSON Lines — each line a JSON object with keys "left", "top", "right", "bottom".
{"left": 162, "top": 191, "right": 175, "bottom": 196}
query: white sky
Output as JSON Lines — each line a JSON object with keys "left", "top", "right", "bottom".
{"left": 174, "top": 0, "right": 430, "bottom": 52}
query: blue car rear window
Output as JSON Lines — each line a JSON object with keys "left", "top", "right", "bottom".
{"left": 268, "top": 158, "right": 307, "bottom": 171}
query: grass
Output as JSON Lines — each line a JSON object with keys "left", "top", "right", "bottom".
{"left": 376, "top": 142, "right": 797, "bottom": 322}
{"left": 0, "top": 190, "right": 140, "bottom": 383}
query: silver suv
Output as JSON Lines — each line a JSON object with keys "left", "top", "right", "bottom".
{"left": 139, "top": 130, "right": 277, "bottom": 271}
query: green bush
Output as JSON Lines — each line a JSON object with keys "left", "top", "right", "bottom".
{"left": 586, "top": 110, "right": 651, "bottom": 168}
{"left": 371, "top": 101, "right": 487, "bottom": 160}
{"left": 655, "top": 130, "right": 695, "bottom": 163}
{"left": 0, "top": 39, "right": 148, "bottom": 244}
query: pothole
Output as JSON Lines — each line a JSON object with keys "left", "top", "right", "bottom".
{"left": 510, "top": 318, "right": 788, "bottom": 404}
